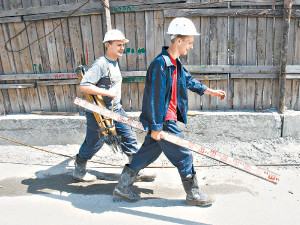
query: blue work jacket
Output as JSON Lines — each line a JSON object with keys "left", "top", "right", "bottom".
{"left": 140, "top": 46, "right": 208, "bottom": 133}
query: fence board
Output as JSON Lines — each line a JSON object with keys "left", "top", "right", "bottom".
{"left": 145, "top": 11, "right": 155, "bottom": 67}
{"left": 80, "top": 15, "right": 95, "bottom": 66}
{"left": 124, "top": 12, "right": 136, "bottom": 71}
{"left": 91, "top": 14, "right": 104, "bottom": 60}
{"left": 135, "top": 11, "right": 146, "bottom": 71}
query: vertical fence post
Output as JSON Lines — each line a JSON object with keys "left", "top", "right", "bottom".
{"left": 102, "top": 0, "right": 112, "bottom": 32}
{"left": 279, "top": 0, "right": 294, "bottom": 114}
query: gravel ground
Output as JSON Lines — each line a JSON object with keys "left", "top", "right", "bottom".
{"left": 1, "top": 137, "right": 299, "bottom": 225}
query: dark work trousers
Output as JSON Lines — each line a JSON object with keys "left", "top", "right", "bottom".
{"left": 78, "top": 108, "right": 139, "bottom": 159}
{"left": 129, "top": 120, "right": 195, "bottom": 178}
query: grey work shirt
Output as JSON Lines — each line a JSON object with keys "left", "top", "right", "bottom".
{"left": 80, "top": 56, "right": 122, "bottom": 111}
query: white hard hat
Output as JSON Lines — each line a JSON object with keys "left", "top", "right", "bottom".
{"left": 103, "top": 29, "right": 129, "bottom": 43}
{"left": 167, "top": 17, "right": 200, "bottom": 37}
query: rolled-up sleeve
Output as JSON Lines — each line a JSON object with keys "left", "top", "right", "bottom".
{"left": 80, "top": 63, "right": 102, "bottom": 86}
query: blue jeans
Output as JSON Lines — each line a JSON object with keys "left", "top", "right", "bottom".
{"left": 129, "top": 120, "right": 195, "bottom": 178}
{"left": 78, "top": 108, "right": 139, "bottom": 159}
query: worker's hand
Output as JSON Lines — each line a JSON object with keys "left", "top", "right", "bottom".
{"left": 205, "top": 89, "right": 226, "bottom": 100}
{"left": 151, "top": 130, "right": 164, "bottom": 141}
{"left": 106, "top": 87, "right": 118, "bottom": 98}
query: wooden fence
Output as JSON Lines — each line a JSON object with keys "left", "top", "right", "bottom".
{"left": 0, "top": 0, "right": 300, "bottom": 114}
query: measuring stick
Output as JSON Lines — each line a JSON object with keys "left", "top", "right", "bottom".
{"left": 74, "top": 97, "right": 280, "bottom": 184}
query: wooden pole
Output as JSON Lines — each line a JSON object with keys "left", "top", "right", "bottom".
{"left": 279, "top": 0, "right": 294, "bottom": 114}
{"left": 102, "top": 0, "right": 112, "bottom": 32}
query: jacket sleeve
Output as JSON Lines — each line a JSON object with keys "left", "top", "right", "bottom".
{"left": 144, "top": 61, "right": 167, "bottom": 131}
{"left": 184, "top": 66, "right": 208, "bottom": 95}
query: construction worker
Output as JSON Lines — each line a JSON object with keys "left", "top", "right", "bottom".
{"left": 73, "top": 29, "right": 155, "bottom": 182}
{"left": 113, "top": 18, "right": 226, "bottom": 206}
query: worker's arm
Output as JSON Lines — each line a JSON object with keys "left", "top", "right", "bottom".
{"left": 80, "top": 85, "right": 118, "bottom": 98}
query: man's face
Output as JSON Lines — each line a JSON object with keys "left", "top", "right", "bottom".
{"left": 177, "top": 35, "right": 195, "bottom": 56}
{"left": 106, "top": 40, "right": 125, "bottom": 58}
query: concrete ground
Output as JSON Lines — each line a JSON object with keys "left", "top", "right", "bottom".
{"left": 0, "top": 141, "right": 299, "bottom": 225}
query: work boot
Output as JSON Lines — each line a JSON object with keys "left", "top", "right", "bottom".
{"left": 113, "top": 165, "right": 141, "bottom": 202}
{"left": 73, "top": 154, "right": 97, "bottom": 182}
{"left": 181, "top": 174, "right": 215, "bottom": 206}
{"left": 127, "top": 155, "right": 156, "bottom": 182}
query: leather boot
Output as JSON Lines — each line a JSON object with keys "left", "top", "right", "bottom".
{"left": 181, "top": 174, "right": 215, "bottom": 206}
{"left": 127, "top": 155, "right": 156, "bottom": 182}
{"left": 113, "top": 165, "right": 141, "bottom": 202}
{"left": 73, "top": 154, "right": 97, "bottom": 182}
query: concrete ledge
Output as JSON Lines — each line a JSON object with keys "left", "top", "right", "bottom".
{"left": 182, "top": 111, "right": 282, "bottom": 143}
{"left": 0, "top": 110, "right": 288, "bottom": 146}
{"left": 282, "top": 110, "right": 300, "bottom": 138}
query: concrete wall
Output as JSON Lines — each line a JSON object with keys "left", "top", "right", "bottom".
{"left": 1, "top": 110, "right": 297, "bottom": 146}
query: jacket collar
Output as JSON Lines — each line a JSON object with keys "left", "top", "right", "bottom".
{"left": 161, "top": 46, "right": 183, "bottom": 68}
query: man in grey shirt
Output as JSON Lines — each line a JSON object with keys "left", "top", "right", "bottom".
{"left": 74, "top": 30, "right": 154, "bottom": 182}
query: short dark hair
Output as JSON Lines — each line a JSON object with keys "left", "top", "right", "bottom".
{"left": 171, "top": 35, "right": 188, "bottom": 43}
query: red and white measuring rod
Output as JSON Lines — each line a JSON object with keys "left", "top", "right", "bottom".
{"left": 74, "top": 97, "right": 280, "bottom": 184}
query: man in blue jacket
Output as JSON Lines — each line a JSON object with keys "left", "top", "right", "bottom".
{"left": 113, "top": 18, "right": 226, "bottom": 206}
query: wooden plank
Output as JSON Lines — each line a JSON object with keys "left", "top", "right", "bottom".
{"left": 200, "top": 16, "right": 210, "bottom": 109}
{"left": 263, "top": 17, "right": 274, "bottom": 110}
{"left": 14, "top": 21, "right": 36, "bottom": 113}
{"left": 129, "top": 82, "right": 139, "bottom": 111}
{"left": 91, "top": 14, "right": 104, "bottom": 60}
{"left": 124, "top": 12, "right": 136, "bottom": 71}
{"left": 287, "top": 74, "right": 300, "bottom": 79}
{"left": 138, "top": 81, "right": 145, "bottom": 110}
{"left": 60, "top": 16, "right": 73, "bottom": 72}
{"left": 187, "top": 17, "right": 201, "bottom": 110}
{"left": 0, "top": 16, "right": 22, "bottom": 23}
{"left": 293, "top": 16, "right": 300, "bottom": 65}
{"left": 163, "top": 8, "right": 299, "bottom": 18}
{"left": 135, "top": 11, "right": 146, "bottom": 71}
{"left": 287, "top": 65, "right": 300, "bottom": 73}
{"left": 273, "top": 17, "right": 283, "bottom": 65}
{"left": 0, "top": 83, "right": 36, "bottom": 89}
{"left": 0, "top": 24, "right": 15, "bottom": 114}
{"left": 231, "top": 74, "right": 278, "bottom": 79}
{"left": 290, "top": 79, "right": 299, "bottom": 110}
{"left": 32, "top": 20, "right": 52, "bottom": 112}
{"left": 209, "top": 16, "right": 218, "bottom": 65}
{"left": 0, "top": 72, "right": 77, "bottom": 80}
{"left": 185, "top": 65, "right": 278, "bottom": 74}
{"left": 271, "top": 78, "right": 279, "bottom": 109}
{"left": 164, "top": 16, "right": 172, "bottom": 46}
{"left": 68, "top": 16, "right": 84, "bottom": 68}
{"left": 6, "top": 22, "right": 25, "bottom": 113}
{"left": 44, "top": 19, "right": 66, "bottom": 111}
{"left": 217, "top": 77, "right": 229, "bottom": 110}
{"left": 232, "top": 17, "right": 247, "bottom": 110}
{"left": 246, "top": 17, "right": 256, "bottom": 110}
{"left": 145, "top": 11, "right": 155, "bottom": 67}
{"left": 187, "top": 17, "right": 200, "bottom": 65}
{"left": 284, "top": 79, "right": 292, "bottom": 109}
{"left": 154, "top": 10, "right": 164, "bottom": 59}
{"left": 0, "top": 1, "right": 102, "bottom": 18}
{"left": 25, "top": 21, "right": 43, "bottom": 111}
{"left": 217, "top": 16, "right": 228, "bottom": 65}
{"left": 114, "top": 12, "right": 127, "bottom": 70}
{"left": 121, "top": 82, "right": 130, "bottom": 111}
{"left": 37, "top": 79, "right": 79, "bottom": 85}
{"left": 80, "top": 15, "right": 95, "bottom": 66}
{"left": 56, "top": 17, "right": 76, "bottom": 112}
{"left": 287, "top": 18, "right": 295, "bottom": 65}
